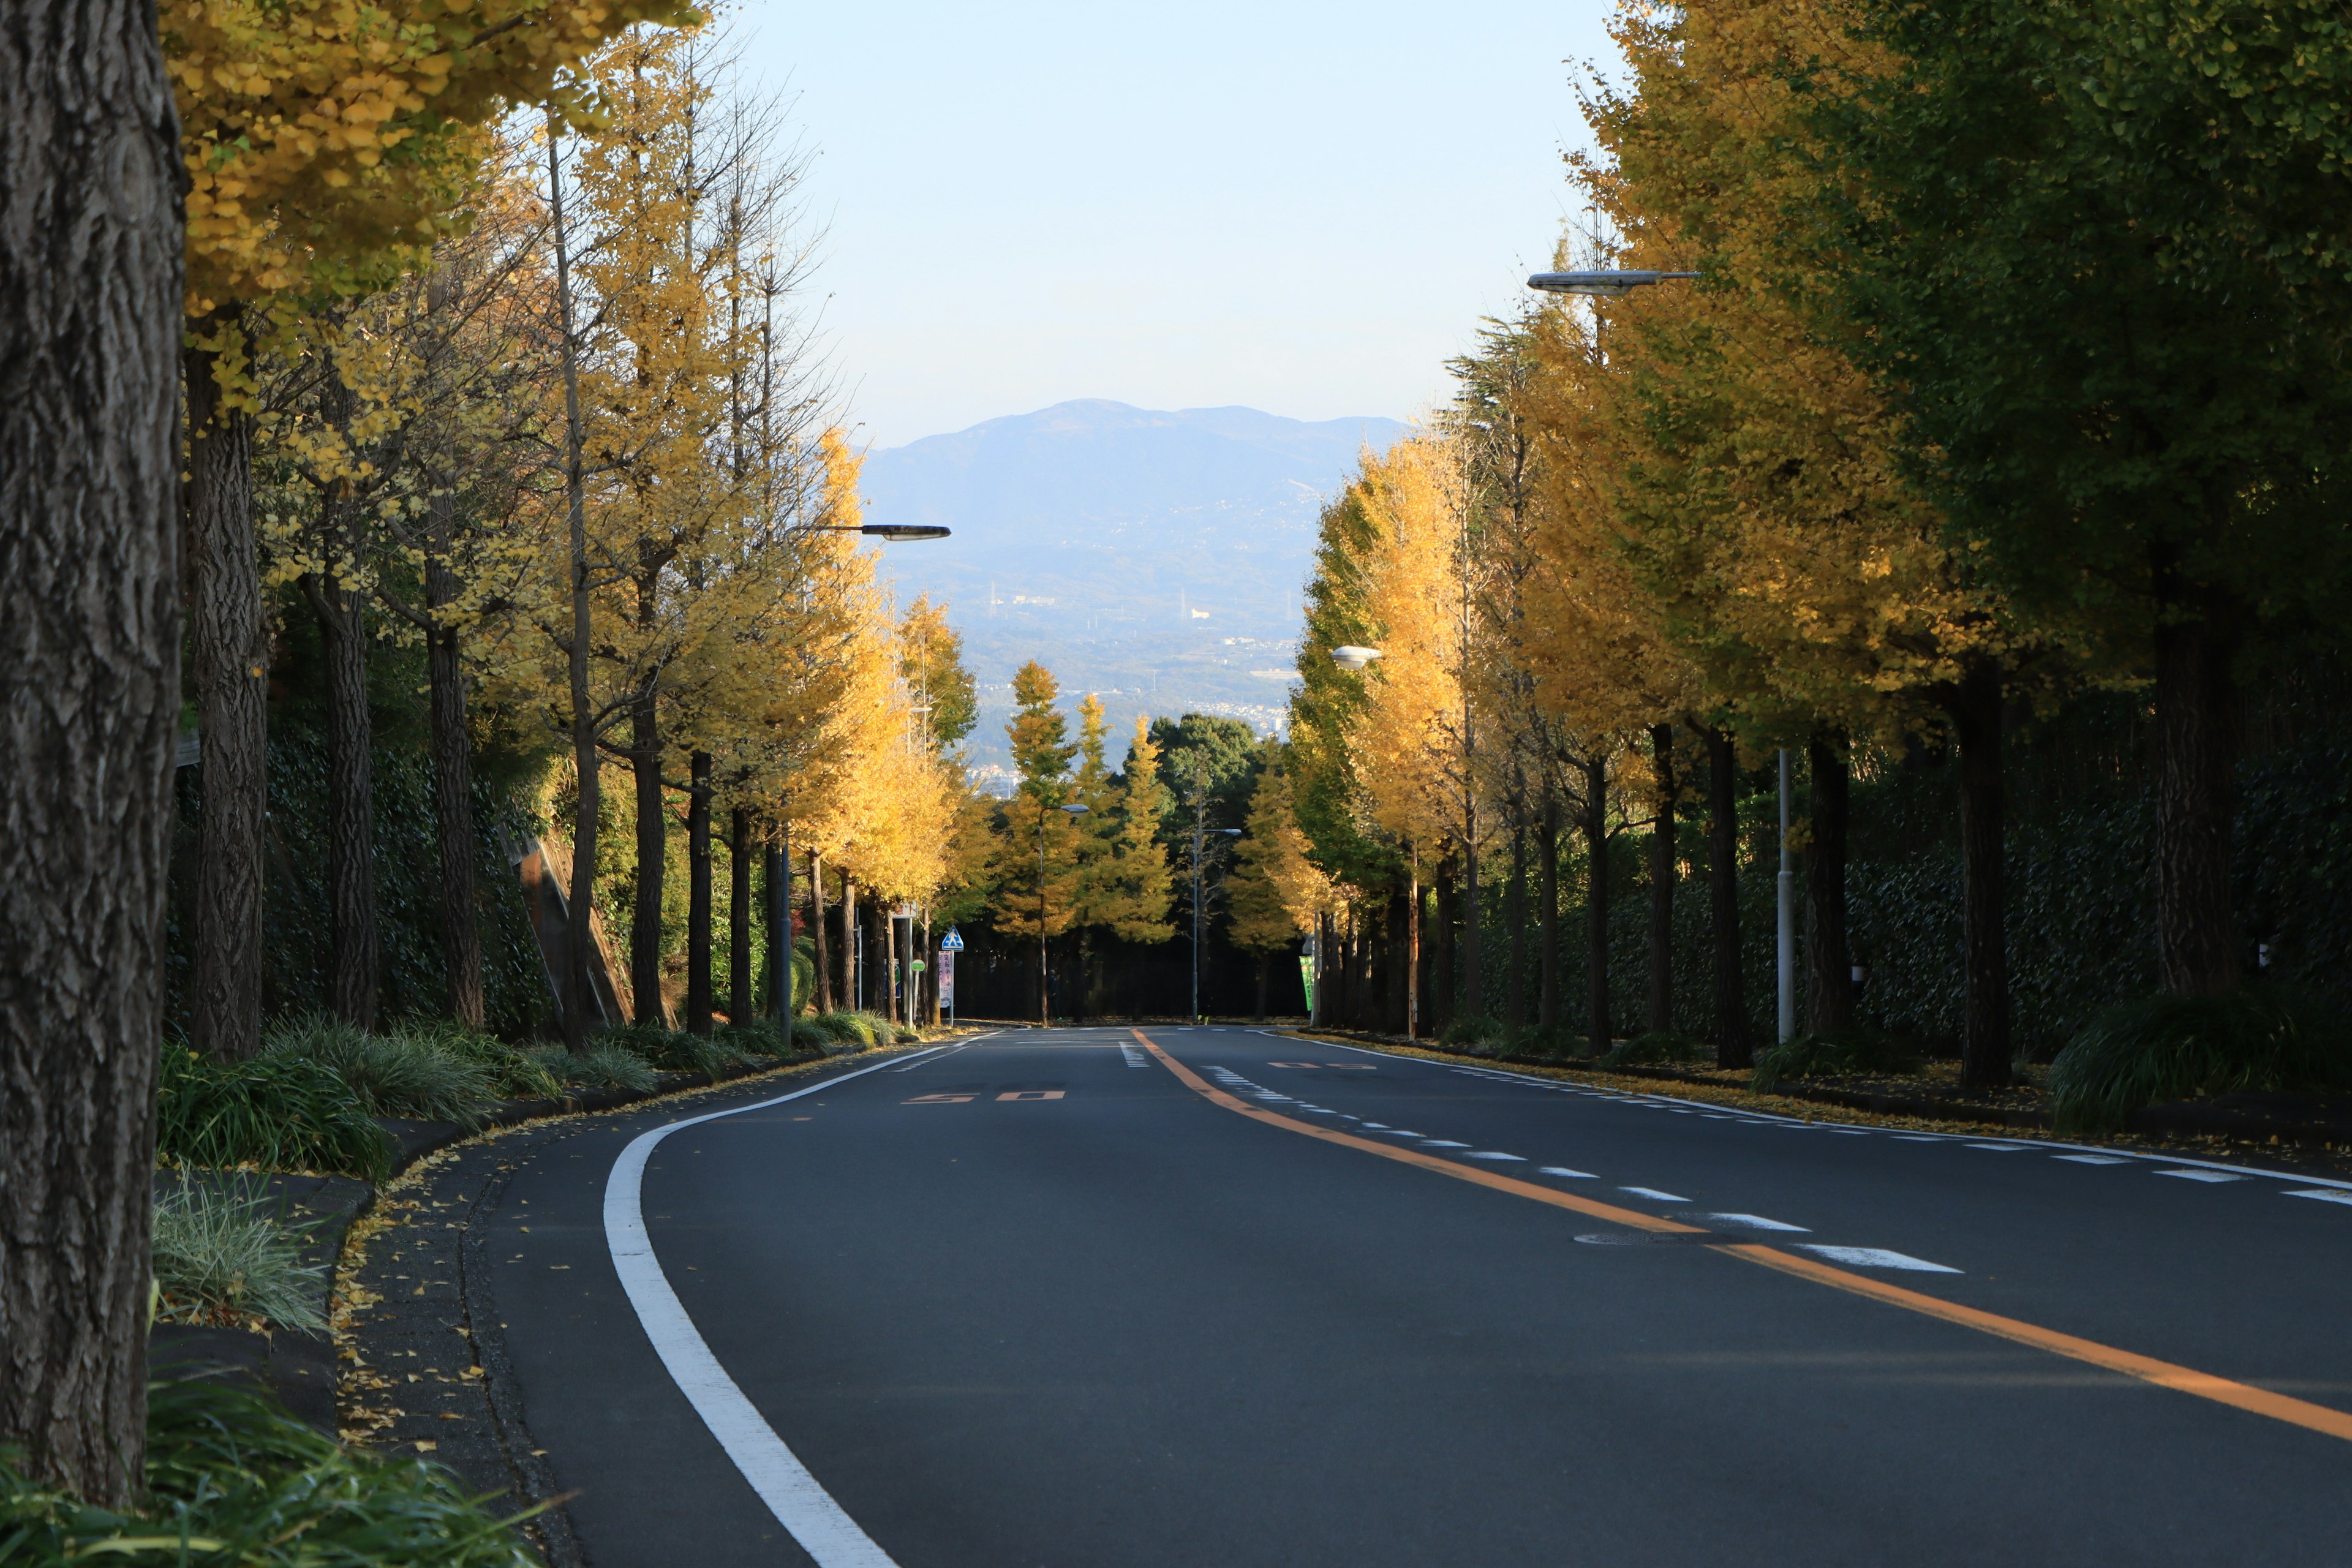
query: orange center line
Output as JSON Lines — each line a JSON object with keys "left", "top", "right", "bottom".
{"left": 1132, "top": 1028, "right": 2352, "bottom": 1447}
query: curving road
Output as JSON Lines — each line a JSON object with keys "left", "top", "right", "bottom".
{"left": 482, "top": 1026, "right": 2352, "bottom": 1567}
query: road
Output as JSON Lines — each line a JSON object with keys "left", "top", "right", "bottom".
{"left": 482, "top": 1025, "right": 2352, "bottom": 1567}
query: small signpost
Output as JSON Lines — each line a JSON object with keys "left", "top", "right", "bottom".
{"left": 938, "top": 928, "right": 963, "bottom": 1027}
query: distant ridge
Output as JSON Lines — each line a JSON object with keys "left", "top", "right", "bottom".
{"left": 861, "top": 400, "right": 1409, "bottom": 766}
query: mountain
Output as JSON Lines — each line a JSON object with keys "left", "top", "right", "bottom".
{"left": 859, "top": 399, "right": 1408, "bottom": 776}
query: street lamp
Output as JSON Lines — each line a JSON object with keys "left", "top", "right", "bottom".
{"left": 1330, "top": 645, "right": 1384, "bottom": 672}
{"left": 1526, "top": 269, "right": 1698, "bottom": 298}
{"left": 1039, "top": 801, "right": 1088, "bottom": 1026}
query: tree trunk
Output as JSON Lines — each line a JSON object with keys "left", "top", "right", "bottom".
{"left": 840, "top": 875, "right": 859, "bottom": 1012}
{"left": 1703, "top": 725, "right": 1754, "bottom": 1069}
{"left": 1951, "top": 663, "right": 2011, "bottom": 1088}
{"left": 685, "top": 750, "right": 712, "bottom": 1036}
{"left": 1805, "top": 733, "right": 1853, "bottom": 1036}
{"left": 629, "top": 692, "right": 665, "bottom": 1026}
{"left": 1431, "top": 856, "right": 1457, "bottom": 1033}
{"left": 769, "top": 824, "right": 793, "bottom": 1025}
{"left": 1461, "top": 807, "right": 1483, "bottom": 1022}
{"left": 548, "top": 120, "right": 598, "bottom": 1053}
{"left": 185, "top": 318, "right": 268, "bottom": 1061}
{"left": 1506, "top": 815, "right": 1528, "bottom": 1031}
{"left": 424, "top": 530, "right": 483, "bottom": 1030}
{"left": 303, "top": 555, "right": 377, "bottom": 1031}
{"left": 1647, "top": 723, "right": 1676, "bottom": 1037}
{"left": 1583, "top": 753, "right": 1611, "bottom": 1056}
{"left": 1538, "top": 794, "right": 1561, "bottom": 1031}
{"left": 728, "top": 807, "right": 750, "bottom": 1023}
{"left": 1254, "top": 951, "right": 1270, "bottom": 1020}
{"left": 2154, "top": 576, "right": 2242, "bottom": 997}
{"left": 0, "top": 0, "right": 183, "bottom": 1499}
{"left": 866, "top": 893, "right": 889, "bottom": 1021}
{"left": 809, "top": 851, "right": 832, "bottom": 1013}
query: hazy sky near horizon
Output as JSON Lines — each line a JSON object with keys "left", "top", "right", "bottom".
{"left": 733, "top": 1, "right": 1619, "bottom": 448}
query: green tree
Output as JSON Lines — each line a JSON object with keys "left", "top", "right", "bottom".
{"left": 1148, "top": 712, "right": 1264, "bottom": 835}
{"left": 901, "top": 594, "right": 979, "bottom": 749}
{"left": 1809, "top": 0, "right": 2352, "bottom": 998}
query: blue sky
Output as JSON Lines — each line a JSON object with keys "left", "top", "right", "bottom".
{"left": 733, "top": 1, "right": 1619, "bottom": 447}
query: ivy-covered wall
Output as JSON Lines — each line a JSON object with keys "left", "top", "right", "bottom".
{"left": 1467, "top": 732, "right": 2352, "bottom": 1058}
{"left": 167, "top": 736, "right": 555, "bottom": 1041}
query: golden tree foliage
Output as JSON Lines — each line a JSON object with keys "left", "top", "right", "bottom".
{"left": 1347, "top": 434, "right": 1478, "bottom": 851}
{"left": 1547, "top": 0, "right": 2035, "bottom": 744}
{"left": 1227, "top": 745, "right": 1332, "bottom": 951}
{"left": 164, "top": 0, "right": 699, "bottom": 312}
{"left": 1084, "top": 718, "right": 1177, "bottom": 944}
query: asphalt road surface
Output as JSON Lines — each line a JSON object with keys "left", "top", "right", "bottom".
{"left": 485, "top": 1026, "right": 2352, "bottom": 1567}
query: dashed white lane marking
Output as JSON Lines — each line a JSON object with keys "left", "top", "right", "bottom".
{"left": 1419, "top": 1139, "right": 1471, "bottom": 1148}
{"left": 1465, "top": 1151, "right": 1526, "bottom": 1161}
{"left": 2054, "top": 1155, "right": 2131, "bottom": 1165}
{"left": 1620, "top": 1186, "right": 1692, "bottom": 1202}
{"left": 890, "top": 1038, "right": 984, "bottom": 1069}
{"left": 2285, "top": 1188, "right": 2352, "bottom": 1207}
{"left": 1539, "top": 1166, "right": 1597, "bottom": 1179}
{"left": 1965, "top": 1143, "right": 2029, "bottom": 1152}
{"left": 606, "top": 1057, "right": 910, "bottom": 1567}
{"left": 1890, "top": 1135, "right": 1942, "bottom": 1142}
{"left": 1796, "top": 1245, "right": 1961, "bottom": 1273}
{"left": 1378, "top": 1129, "right": 1425, "bottom": 1137}
{"left": 1359, "top": 1122, "right": 1391, "bottom": 1129}
{"left": 2155, "top": 1169, "right": 2248, "bottom": 1183}
{"left": 1119, "top": 1042, "right": 1149, "bottom": 1067}
{"left": 1705, "top": 1212, "right": 1809, "bottom": 1232}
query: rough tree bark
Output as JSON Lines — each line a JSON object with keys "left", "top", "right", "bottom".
{"left": 728, "top": 807, "right": 751, "bottom": 1024}
{"left": 2154, "top": 567, "right": 2243, "bottom": 997}
{"left": 1384, "top": 884, "right": 1410, "bottom": 1035}
{"left": 1581, "top": 752, "right": 1611, "bottom": 1056}
{"left": 423, "top": 514, "right": 483, "bottom": 1030}
{"left": 548, "top": 121, "right": 599, "bottom": 1053}
{"left": 302, "top": 558, "right": 379, "bottom": 1029}
{"left": 685, "top": 750, "right": 712, "bottom": 1036}
{"left": 185, "top": 314, "right": 268, "bottom": 1061}
{"left": 809, "top": 850, "right": 832, "bottom": 1013}
{"left": 1805, "top": 733, "right": 1853, "bottom": 1037}
{"left": 1538, "top": 793, "right": 1561, "bottom": 1031}
{"left": 1951, "top": 662, "right": 2011, "bottom": 1088}
{"left": 1647, "top": 723, "right": 1676, "bottom": 1037}
{"left": 629, "top": 691, "right": 666, "bottom": 1026}
{"left": 0, "top": 0, "right": 184, "bottom": 1501}
{"left": 1702, "top": 726, "right": 1754, "bottom": 1070}
{"left": 839, "top": 874, "right": 859, "bottom": 1013}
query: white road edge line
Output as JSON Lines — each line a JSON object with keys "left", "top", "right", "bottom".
{"left": 1271, "top": 1034, "right": 2352, "bottom": 1192}
{"left": 605, "top": 1050, "right": 935, "bottom": 1567}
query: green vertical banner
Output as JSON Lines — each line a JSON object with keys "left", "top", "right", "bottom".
{"left": 1299, "top": 955, "right": 1315, "bottom": 1017}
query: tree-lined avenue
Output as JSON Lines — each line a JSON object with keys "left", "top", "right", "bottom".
{"left": 476, "top": 1030, "right": 2352, "bottom": 1566}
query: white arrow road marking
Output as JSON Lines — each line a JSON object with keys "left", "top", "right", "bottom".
{"left": 1796, "top": 1245, "right": 1960, "bottom": 1273}
{"left": 1704, "top": 1213, "right": 1809, "bottom": 1232}
{"left": 606, "top": 1054, "right": 926, "bottom": 1568}
{"left": 2285, "top": 1188, "right": 2352, "bottom": 1207}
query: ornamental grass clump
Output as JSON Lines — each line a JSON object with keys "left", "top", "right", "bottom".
{"left": 156, "top": 1048, "right": 393, "bottom": 1181}
{"left": 262, "top": 1014, "right": 496, "bottom": 1127}
{"left": 1751, "top": 1027, "right": 1923, "bottom": 1094}
{"left": 0, "top": 1376, "right": 535, "bottom": 1567}
{"left": 2047, "top": 989, "right": 2352, "bottom": 1134}
{"left": 527, "top": 1044, "right": 658, "bottom": 1094}
{"left": 716, "top": 1018, "right": 794, "bottom": 1060}
{"left": 394, "top": 1020, "right": 564, "bottom": 1101}
{"left": 150, "top": 1178, "right": 327, "bottom": 1334}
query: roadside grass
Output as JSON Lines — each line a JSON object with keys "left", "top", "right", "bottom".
{"left": 156, "top": 1048, "right": 394, "bottom": 1181}
{"left": 0, "top": 1376, "right": 532, "bottom": 1567}
{"left": 526, "top": 1043, "right": 657, "bottom": 1094}
{"left": 1751, "top": 1027, "right": 1923, "bottom": 1093}
{"left": 262, "top": 1014, "right": 498, "bottom": 1127}
{"left": 2049, "top": 989, "right": 2352, "bottom": 1134}
{"left": 1601, "top": 1030, "right": 1714, "bottom": 1071}
{"left": 151, "top": 1178, "right": 328, "bottom": 1333}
